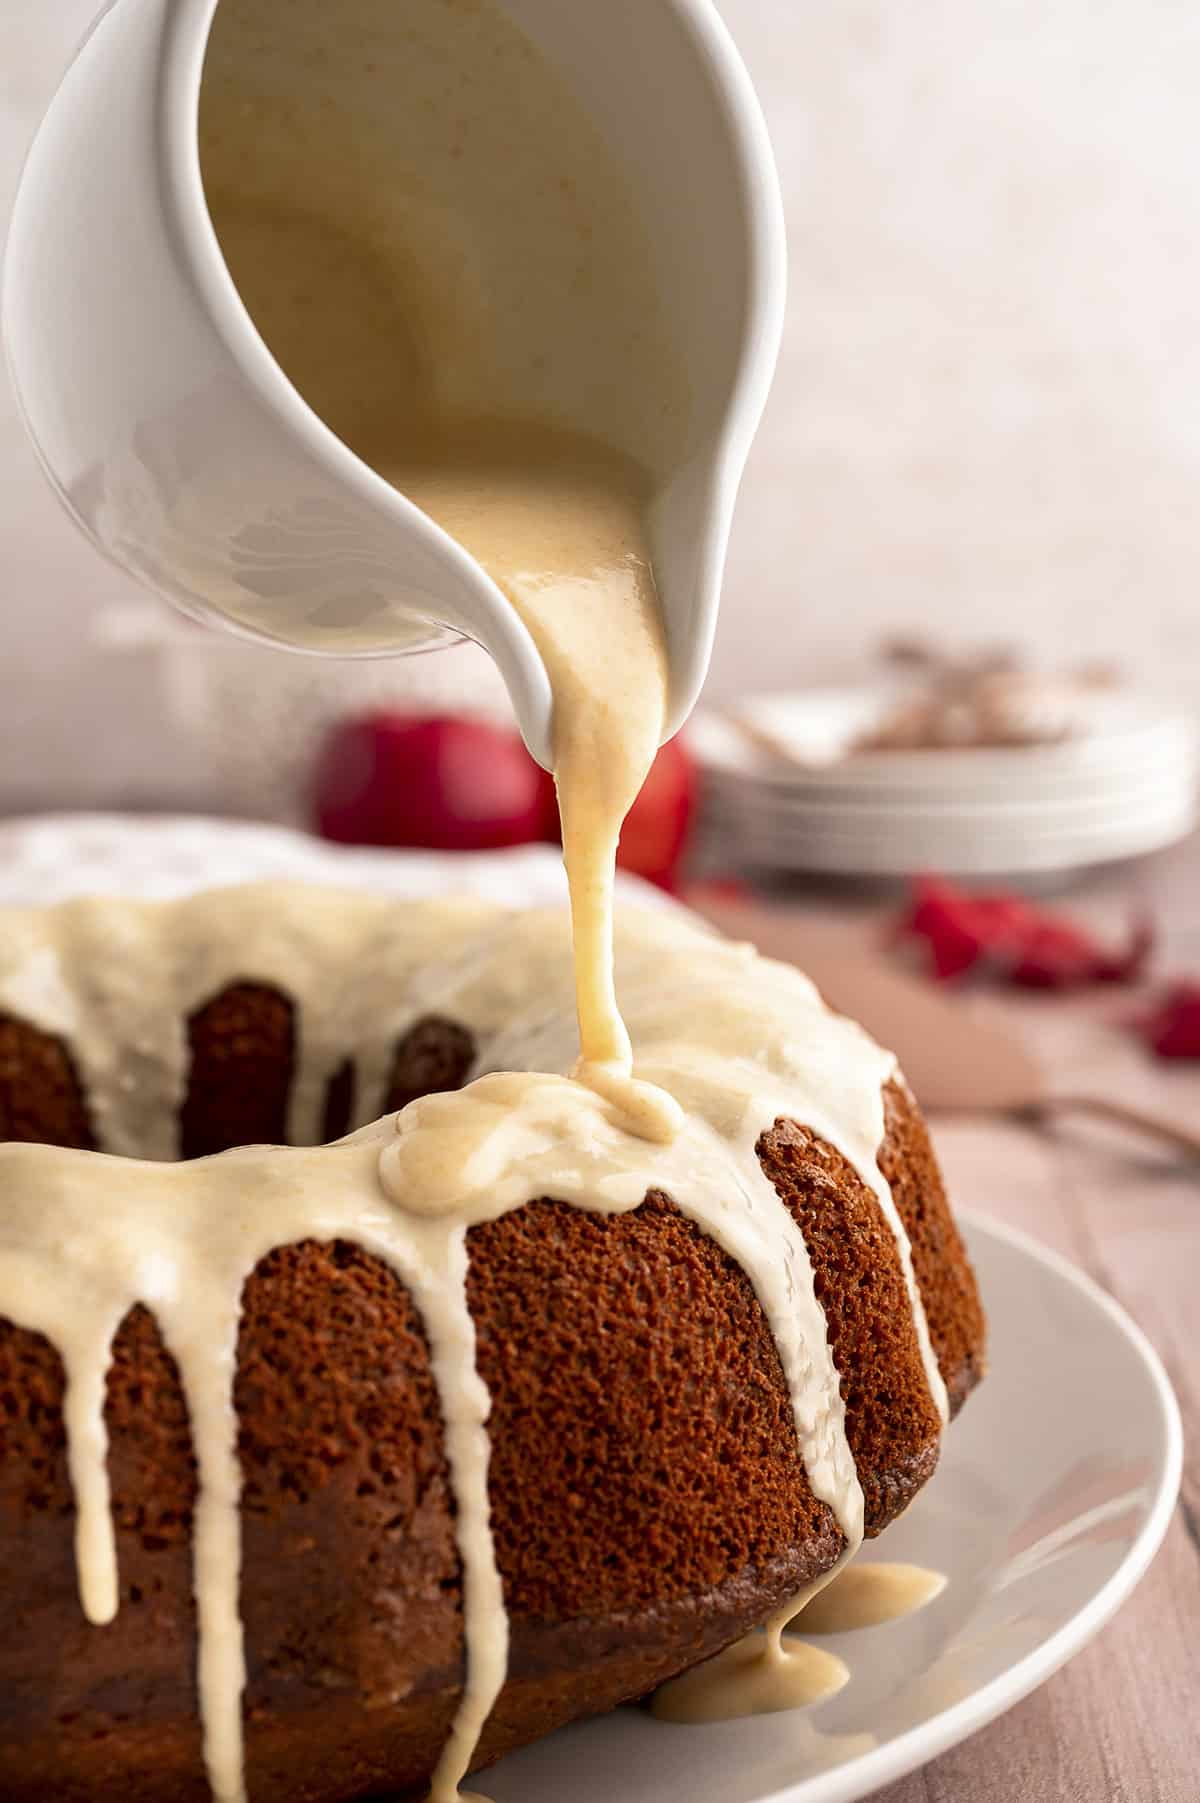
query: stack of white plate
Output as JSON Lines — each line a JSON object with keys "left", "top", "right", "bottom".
{"left": 692, "top": 689, "right": 1199, "bottom": 879}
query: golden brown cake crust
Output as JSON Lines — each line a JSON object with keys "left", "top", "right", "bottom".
{"left": 0, "top": 996, "right": 985, "bottom": 1801}
{"left": 0, "top": 1011, "right": 95, "bottom": 1148}
{"left": 180, "top": 983, "right": 296, "bottom": 1159}
{"left": 880, "top": 1079, "right": 987, "bottom": 1415}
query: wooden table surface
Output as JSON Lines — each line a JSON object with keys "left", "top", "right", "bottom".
{"left": 756, "top": 837, "right": 1200, "bottom": 1803}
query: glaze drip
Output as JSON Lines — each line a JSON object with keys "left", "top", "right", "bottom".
{"left": 651, "top": 1556, "right": 947, "bottom": 1724}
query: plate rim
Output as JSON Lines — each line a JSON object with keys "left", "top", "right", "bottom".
{"left": 717, "top": 813, "right": 1197, "bottom": 877}
{"left": 691, "top": 693, "right": 1198, "bottom": 790}
{"left": 754, "top": 1209, "right": 1184, "bottom": 1803}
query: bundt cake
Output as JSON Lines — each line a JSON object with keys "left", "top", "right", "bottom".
{"left": 0, "top": 883, "right": 984, "bottom": 1803}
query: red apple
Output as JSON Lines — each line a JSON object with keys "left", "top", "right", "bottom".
{"left": 313, "top": 711, "right": 554, "bottom": 851}
{"left": 538, "top": 735, "right": 698, "bottom": 888}
{"left": 616, "top": 734, "right": 697, "bottom": 889}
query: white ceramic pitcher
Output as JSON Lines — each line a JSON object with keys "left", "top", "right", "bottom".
{"left": 2, "top": 0, "right": 785, "bottom": 771}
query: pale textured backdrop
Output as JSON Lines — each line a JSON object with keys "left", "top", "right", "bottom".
{"left": 3, "top": 1, "right": 1200, "bottom": 806}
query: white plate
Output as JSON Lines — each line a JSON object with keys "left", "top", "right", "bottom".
{"left": 704, "top": 771, "right": 1197, "bottom": 823}
{"left": 724, "top": 798, "right": 1196, "bottom": 853}
{"left": 705, "top": 791, "right": 1198, "bottom": 877}
{"left": 695, "top": 691, "right": 1198, "bottom": 878}
{"left": 483, "top": 1214, "right": 1182, "bottom": 1803}
{"left": 710, "top": 813, "right": 1197, "bottom": 858}
{"left": 692, "top": 695, "right": 1198, "bottom": 795}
